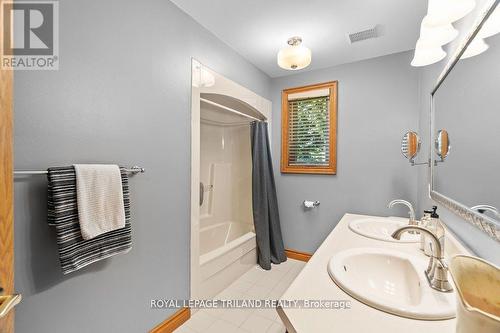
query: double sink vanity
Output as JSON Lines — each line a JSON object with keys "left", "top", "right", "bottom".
{"left": 275, "top": 6, "right": 500, "bottom": 329}
{"left": 277, "top": 213, "right": 470, "bottom": 333}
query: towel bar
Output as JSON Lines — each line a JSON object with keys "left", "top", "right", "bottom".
{"left": 14, "top": 165, "right": 145, "bottom": 175}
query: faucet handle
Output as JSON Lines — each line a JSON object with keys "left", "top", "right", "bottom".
{"left": 428, "top": 259, "right": 453, "bottom": 292}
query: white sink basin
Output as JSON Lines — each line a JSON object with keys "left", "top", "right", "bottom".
{"left": 327, "top": 247, "right": 456, "bottom": 320}
{"left": 349, "top": 218, "right": 420, "bottom": 243}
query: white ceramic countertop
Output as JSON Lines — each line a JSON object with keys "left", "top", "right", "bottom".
{"left": 277, "top": 213, "right": 470, "bottom": 333}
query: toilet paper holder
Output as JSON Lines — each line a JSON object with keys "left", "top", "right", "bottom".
{"left": 303, "top": 200, "right": 320, "bottom": 208}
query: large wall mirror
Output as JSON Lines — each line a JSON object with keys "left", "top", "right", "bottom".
{"left": 430, "top": 1, "right": 500, "bottom": 242}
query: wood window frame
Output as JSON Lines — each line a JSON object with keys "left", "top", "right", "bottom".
{"left": 281, "top": 81, "right": 338, "bottom": 175}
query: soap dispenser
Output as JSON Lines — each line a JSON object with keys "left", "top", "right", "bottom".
{"left": 420, "top": 209, "right": 433, "bottom": 251}
{"left": 423, "top": 206, "right": 445, "bottom": 257}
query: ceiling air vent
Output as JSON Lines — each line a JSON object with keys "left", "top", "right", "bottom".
{"left": 348, "top": 25, "right": 381, "bottom": 44}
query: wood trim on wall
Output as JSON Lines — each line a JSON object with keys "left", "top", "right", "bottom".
{"left": 0, "top": 0, "right": 14, "bottom": 330}
{"left": 281, "top": 81, "right": 338, "bottom": 175}
{"left": 285, "top": 249, "right": 312, "bottom": 262}
{"left": 150, "top": 307, "right": 191, "bottom": 333}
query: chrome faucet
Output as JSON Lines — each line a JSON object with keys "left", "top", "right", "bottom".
{"left": 392, "top": 226, "right": 453, "bottom": 292}
{"left": 387, "top": 199, "right": 417, "bottom": 226}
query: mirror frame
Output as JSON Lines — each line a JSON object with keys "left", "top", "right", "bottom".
{"left": 429, "top": 0, "right": 500, "bottom": 242}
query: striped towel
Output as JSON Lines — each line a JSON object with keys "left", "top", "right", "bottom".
{"left": 47, "top": 166, "right": 132, "bottom": 274}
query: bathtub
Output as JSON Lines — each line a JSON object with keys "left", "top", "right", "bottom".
{"left": 199, "top": 222, "right": 256, "bottom": 299}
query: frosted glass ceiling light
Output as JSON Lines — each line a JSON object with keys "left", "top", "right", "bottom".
{"left": 461, "top": 38, "right": 489, "bottom": 59}
{"left": 420, "top": 17, "right": 458, "bottom": 46}
{"left": 411, "top": 40, "right": 446, "bottom": 67}
{"left": 277, "top": 36, "right": 312, "bottom": 70}
{"left": 424, "top": 0, "right": 476, "bottom": 27}
{"left": 478, "top": 5, "right": 500, "bottom": 38}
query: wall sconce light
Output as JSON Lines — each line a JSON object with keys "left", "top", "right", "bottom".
{"left": 411, "top": 40, "right": 447, "bottom": 67}
{"left": 424, "top": 0, "right": 476, "bottom": 27}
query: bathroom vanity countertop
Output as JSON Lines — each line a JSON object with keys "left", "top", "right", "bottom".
{"left": 277, "top": 213, "right": 470, "bottom": 333}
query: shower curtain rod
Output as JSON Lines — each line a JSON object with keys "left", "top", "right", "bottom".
{"left": 200, "top": 118, "right": 250, "bottom": 127}
{"left": 200, "top": 97, "right": 262, "bottom": 122}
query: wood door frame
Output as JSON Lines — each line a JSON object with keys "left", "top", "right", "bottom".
{"left": 0, "top": 0, "right": 15, "bottom": 330}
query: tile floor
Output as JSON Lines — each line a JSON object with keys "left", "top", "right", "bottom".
{"left": 175, "top": 259, "right": 305, "bottom": 333}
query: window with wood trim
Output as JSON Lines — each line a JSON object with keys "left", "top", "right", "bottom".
{"left": 281, "top": 81, "right": 337, "bottom": 174}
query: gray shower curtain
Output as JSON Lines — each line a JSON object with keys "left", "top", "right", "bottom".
{"left": 250, "top": 121, "right": 287, "bottom": 270}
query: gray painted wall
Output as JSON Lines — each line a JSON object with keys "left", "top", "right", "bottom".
{"left": 270, "top": 51, "right": 420, "bottom": 253}
{"left": 13, "top": 0, "right": 270, "bottom": 332}
{"left": 416, "top": 0, "right": 500, "bottom": 265}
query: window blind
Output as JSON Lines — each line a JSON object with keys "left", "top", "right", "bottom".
{"left": 287, "top": 96, "right": 330, "bottom": 166}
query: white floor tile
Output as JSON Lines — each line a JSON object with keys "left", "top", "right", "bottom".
{"left": 276, "top": 262, "right": 294, "bottom": 273}
{"left": 266, "top": 322, "right": 286, "bottom": 333}
{"left": 239, "top": 266, "right": 268, "bottom": 283}
{"left": 184, "top": 310, "right": 217, "bottom": 332}
{"left": 228, "top": 279, "right": 254, "bottom": 293}
{"left": 199, "top": 308, "right": 226, "bottom": 319}
{"left": 216, "top": 289, "right": 247, "bottom": 300}
{"left": 254, "top": 308, "right": 279, "bottom": 322}
{"left": 268, "top": 282, "right": 290, "bottom": 299}
{"left": 294, "top": 260, "right": 306, "bottom": 270}
{"left": 219, "top": 308, "right": 254, "bottom": 327}
{"left": 245, "top": 283, "right": 275, "bottom": 299}
{"left": 189, "top": 259, "right": 304, "bottom": 332}
{"left": 240, "top": 313, "right": 274, "bottom": 333}
{"left": 282, "top": 268, "right": 300, "bottom": 285}
{"left": 173, "top": 325, "right": 198, "bottom": 333}
{"left": 254, "top": 270, "right": 288, "bottom": 287}
{"left": 205, "top": 319, "right": 241, "bottom": 333}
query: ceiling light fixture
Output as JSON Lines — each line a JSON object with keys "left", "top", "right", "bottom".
{"left": 424, "top": 0, "right": 476, "bottom": 27}
{"left": 461, "top": 38, "right": 489, "bottom": 59}
{"left": 277, "top": 36, "right": 312, "bottom": 70}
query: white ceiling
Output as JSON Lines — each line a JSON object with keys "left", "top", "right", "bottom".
{"left": 171, "top": 0, "right": 427, "bottom": 77}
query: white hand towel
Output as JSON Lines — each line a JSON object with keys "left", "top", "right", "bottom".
{"left": 73, "top": 164, "right": 126, "bottom": 240}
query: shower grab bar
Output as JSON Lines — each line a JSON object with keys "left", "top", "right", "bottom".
{"left": 199, "top": 182, "right": 204, "bottom": 206}
{"left": 200, "top": 98, "right": 262, "bottom": 122}
{"left": 14, "top": 166, "right": 145, "bottom": 175}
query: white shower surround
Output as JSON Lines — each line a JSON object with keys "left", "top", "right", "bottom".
{"left": 190, "top": 60, "right": 272, "bottom": 303}
{"left": 198, "top": 222, "right": 256, "bottom": 299}
{"left": 197, "top": 122, "right": 256, "bottom": 299}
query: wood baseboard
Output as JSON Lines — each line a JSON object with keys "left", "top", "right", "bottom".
{"left": 285, "top": 248, "right": 312, "bottom": 262}
{"left": 150, "top": 307, "right": 191, "bottom": 333}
